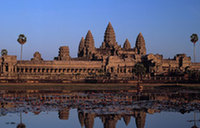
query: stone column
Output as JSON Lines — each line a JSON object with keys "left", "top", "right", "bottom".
{"left": 60, "top": 69, "right": 63, "bottom": 73}
{"left": 13, "top": 66, "right": 16, "bottom": 73}
{"left": 46, "top": 68, "right": 49, "bottom": 73}
{"left": 22, "top": 68, "right": 25, "bottom": 73}
{"left": 44, "top": 68, "right": 46, "bottom": 73}
{"left": 7, "top": 64, "right": 11, "bottom": 76}
{"left": 2, "top": 65, "right": 5, "bottom": 73}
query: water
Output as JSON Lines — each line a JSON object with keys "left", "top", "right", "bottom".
{"left": 0, "top": 85, "right": 200, "bottom": 128}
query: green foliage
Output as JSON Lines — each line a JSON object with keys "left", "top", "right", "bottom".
{"left": 76, "top": 73, "right": 81, "bottom": 75}
{"left": 133, "top": 63, "right": 146, "bottom": 80}
{"left": 1, "top": 49, "right": 8, "bottom": 56}
{"left": 190, "top": 33, "right": 198, "bottom": 44}
{"left": 98, "top": 69, "right": 104, "bottom": 73}
{"left": 73, "top": 73, "right": 81, "bottom": 76}
{"left": 187, "top": 70, "right": 200, "bottom": 81}
{"left": 169, "top": 68, "right": 183, "bottom": 76}
{"left": 97, "top": 69, "right": 106, "bottom": 77}
{"left": 17, "top": 34, "right": 27, "bottom": 45}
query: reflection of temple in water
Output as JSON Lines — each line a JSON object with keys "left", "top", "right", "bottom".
{"left": 0, "top": 87, "right": 200, "bottom": 128}
{"left": 78, "top": 109, "right": 147, "bottom": 128}
{"left": 17, "top": 112, "right": 26, "bottom": 128}
{"left": 58, "top": 107, "right": 70, "bottom": 120}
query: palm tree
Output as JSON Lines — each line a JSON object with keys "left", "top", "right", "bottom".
{"left": 190, "top": 34, "right": 198, "bottom": 62}
{"left": 17, "top": 34, "right": 27, "bottom": 61}
{"left": 17, "top": 112, "right": 26, "bottom": 128}
{"left": 1, "top": 49, "right": 8, "bottom": 56}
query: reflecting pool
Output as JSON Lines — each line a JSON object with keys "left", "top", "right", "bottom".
{"left": 0, "top": 85, "right": 200, "bottom": 128}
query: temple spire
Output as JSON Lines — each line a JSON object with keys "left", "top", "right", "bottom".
{"left": 85, "top": 30, "right": 95, "bottom": 49}
{"left": 79, "top": 37, "right": 85, "bottom": 50}
{"left": 78, "top": 37, "right": 85, "bottom": 57}
{"left": 135, "top": 32, "right": 146, "bottom": 55}
{"left": 82, "top": 30, "right": 95, "bottom": 58}
{"left": 104, "top": 22, "right": 117, "bottom": 48}
{"left": 123, "top": 38, "right": 131, "bottom": 50}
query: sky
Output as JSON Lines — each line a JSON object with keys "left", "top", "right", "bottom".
{"left": 0, "top": 0, "right": 200, "bottom": 62}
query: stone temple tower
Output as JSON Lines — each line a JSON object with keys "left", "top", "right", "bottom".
{"left": 78, "top": 37, "right": 85, "bottom": 57}
{"left": 103, "top": 22, "right": 117, "bottom": 48}
{"left": 78, "top": 30, "right": 96, "bottom": 58}
{"left": 123, "top": 38, "right": 131, "bottom": 50}
{"left": 135, "top": 32, "right": 146, "bottom": 55}
{"left": 84, "top": 30, "right": 95, "bottom": 53}
{"left": 57, "top": 46, "right": 70, "bottom": 61}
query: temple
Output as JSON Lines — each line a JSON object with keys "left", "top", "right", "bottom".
{"left": 0, "top": 22, "right": 200, "bottom": 83}
{"left": 0, "top": 87, "right": 199, "bottom": 128}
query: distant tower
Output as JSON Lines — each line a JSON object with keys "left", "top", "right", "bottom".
{"left": 123, "top": 39, "right": 131, "bottom": 50}
{"left": 78, "top": 37, "right": 85, "bottom": 57}
{"left": 135, "top": 33, "right": 146, "bottom": 55}
{"left": 103, "top": 22, "right": 117, "bottom": 48}
{"left": 83, "top": 30, "right": 95, "bottom": 58}
{"left": 31, "top": 52, "right": 43, "bottom": 61}
{"left": 57, "top": 46, "right": 70, "bottom": 61}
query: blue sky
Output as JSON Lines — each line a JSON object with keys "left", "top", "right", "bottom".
{"left": 0, "top": 0, "right": 200, "bottom": 61}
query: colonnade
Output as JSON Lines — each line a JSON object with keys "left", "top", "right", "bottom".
{"left": 15, "top": 67, "right": 102, "bottom": 74}
{"left": 107, "top": 66, "right": 134, "bottom": 74}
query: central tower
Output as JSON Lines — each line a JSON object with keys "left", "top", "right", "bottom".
{"left": 103, "top": 22, "right": 117, "bottom": 48}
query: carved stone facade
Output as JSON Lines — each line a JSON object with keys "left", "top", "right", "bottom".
{"left": 143, "top": 53, "right": 194, "bottom": 75}
{"left": 0, "top": 22, "right": 200, "bottom": 82}
{"left": 56, "top": 46, "right": 70, "bottom": 61}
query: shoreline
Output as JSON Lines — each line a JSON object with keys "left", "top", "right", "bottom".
{"left": 0, "top": 82, "right": 200, "bottom": 87}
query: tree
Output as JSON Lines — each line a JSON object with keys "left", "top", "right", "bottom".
{"left": 17, "top": 112, "right": 26, "bottom": 128}
{"left": 1, "top": 49, "right": 8, "bottom": 56}
{"left": 17, "top": 34, "right": 27, "bottom": 61}
{"left": 133, "top": 63, "right": 146, "bottom": 81}
{"left": 190, "top": 34, "right": 198, "bottom": 62}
